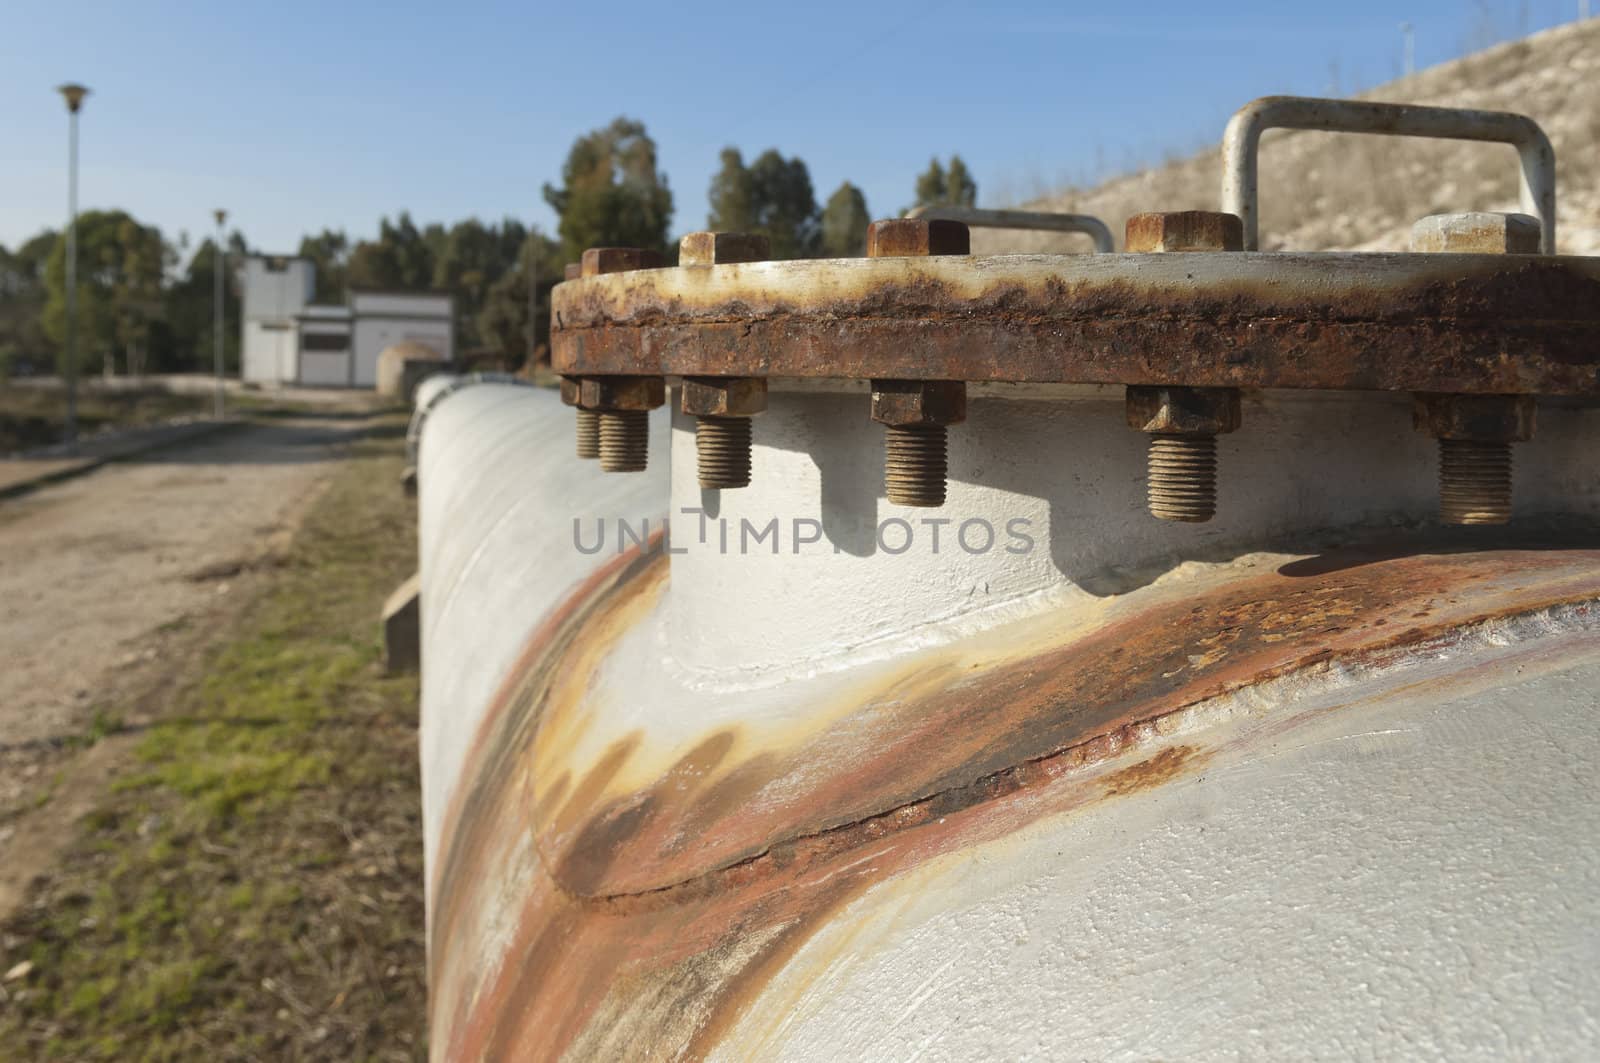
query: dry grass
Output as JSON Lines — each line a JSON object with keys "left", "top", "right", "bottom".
{"left": 980, "top": 20, "right": 1600, "bottom": 256}
{"left": 0, "top": 416, "right": 425, "bottom": 1061}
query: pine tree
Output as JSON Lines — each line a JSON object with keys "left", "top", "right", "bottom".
{"left": 820, "top": 182, "right": 871, "bottom": 257}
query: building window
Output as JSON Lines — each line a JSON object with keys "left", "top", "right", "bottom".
{"left": 302, "top": 332, "right": 349, "bottom": 352}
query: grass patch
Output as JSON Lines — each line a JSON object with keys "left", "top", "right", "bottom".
{"left": 0, "top": 414, "right": 425, "bottom": 1060}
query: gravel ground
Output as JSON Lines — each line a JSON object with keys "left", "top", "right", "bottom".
{"left": 0, "top": 407, "right": 385, "bottom": 918}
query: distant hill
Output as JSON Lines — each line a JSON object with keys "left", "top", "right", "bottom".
{"left": 975, "top": 19, "right": 1600, "bottom": 256}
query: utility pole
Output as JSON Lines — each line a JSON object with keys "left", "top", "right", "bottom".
{"left": 57, "top": 83, "right": 89, "bottom": 450}
{"left": 1400, "top": 22, "right": 1415, "bottom": 77}
{"left": 213, "top": 209, "right": 227, "bottom": 419}
{"left": 526, "top": 227, "right": 539, "bottom": 368}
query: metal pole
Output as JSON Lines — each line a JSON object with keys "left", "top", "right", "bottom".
{"left": 904, "top": 205, "right": 1115, "bottom": 253}
{"left": 1221, "top": 96, "right": 1557, "bottom": 253}
{"left": 213, "top": 209, "right": 227, "bottom": 418}
{"left": 527, "top": 227, "right": 539, "bottom": 366}
{"left": 64, "top": 103, "right": 80, "bottom": 447}
{"left": 1401, "top": 23, "right": 1415, "bottom": 77}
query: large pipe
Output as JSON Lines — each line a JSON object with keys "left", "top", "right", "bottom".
{"left": 414, "top": 383, "right": 668, "bottom": 905}
{"left": 406, "top": 372, "right": 531, "bottom": 470}
{"left": 417, "top": 383, "right": 1600, "bottom": 1059}
{"left": 1221, "top": 95, "right": 1556, "bottom": 252}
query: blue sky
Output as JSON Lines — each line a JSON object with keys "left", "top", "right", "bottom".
{"left": 0, "top": 0, "right": 1584, "bottom": 260}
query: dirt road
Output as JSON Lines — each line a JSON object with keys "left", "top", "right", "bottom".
{"left": 0, "top": 407, "right": 388, "bottom": 916}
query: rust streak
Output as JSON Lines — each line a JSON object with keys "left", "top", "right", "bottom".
{"left": 428, "top": 544, "right": 1600, "bottom": 1061}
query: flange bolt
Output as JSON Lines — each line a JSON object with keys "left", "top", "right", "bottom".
{"left": 678, "top": 233, "right": 772, "bottom": 489}
{"left": 865, "top": 218, "right": 970, "bottom": 509}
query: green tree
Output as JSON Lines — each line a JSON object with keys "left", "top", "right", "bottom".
{"left": 913, "top": 154, "right": 978, "bottom": 210}
{"left": 475, "top": 229, "right": 562, "bottom": 368}
{"left": 297, "top": 229, "right": 349, "bottom": 303}
{"left": 161, "top": 233, "right": 247, "bottom": 374}
{"left": 542, "top": 117, "right": 673, "bottom": 262}
{"left": 707, "top": 148, "right": 757, "bottom": 231}
{"left": 820, "top": 182, "right": 871, "bottom": 257}
{"left": 433, "top": 218, "right": 527, "bottom": 352}
{"left": 347, "top": 212, "right": 435, "bottom": 291}
{"left": 0, "top": 230, "right": 57, "bottom": 376}
{"left": 945, "top": 156, "right": 977, "bottom": 208}
{"left": 914, "top": 159, "right": 946, "bottom": 210}
{"left": 706, "top": 148, "right": 821, "bottom": 259}
{"left": 111, "top": 218, "right": 171, "bottom": 376}
{"left": 42, "top": 210, "right": 170, "bottom": 377}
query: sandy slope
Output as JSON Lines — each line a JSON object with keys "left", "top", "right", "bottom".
{"left": 977, "top": 19, "right": 1600, "bottom": 255}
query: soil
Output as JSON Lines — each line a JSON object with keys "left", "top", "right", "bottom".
{"left": 0, "top": 407, "right": 386, "bottom": 920}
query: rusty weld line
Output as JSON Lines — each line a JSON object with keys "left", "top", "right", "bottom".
{"left": 428, "top": 528, "right": 665, "bottom": 908}
{"left": 524, "top": 591, "right": 1599, "bottom": 912}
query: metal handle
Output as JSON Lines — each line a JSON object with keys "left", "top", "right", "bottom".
{"left": 1221, "top": 95, "right": 1556, "bottom": 253}
{"left": 904, "top": 205, "right": 1115, "bottom": 253}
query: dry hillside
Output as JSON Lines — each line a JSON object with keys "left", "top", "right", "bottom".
{"left": 975, "top": 18, "right": 1600, "bottom": 255}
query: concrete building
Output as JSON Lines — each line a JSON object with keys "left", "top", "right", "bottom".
{"left": 349, "top": 290, "right": 452, "bottom": 387}
{"left": 240, "top": 256, "right": 315, "bottom": 385}
{"left": 239, "top": 255, "right": 453, "bottom": 388}
{"left": 295, "top": 305, "right": 354, "bottom": 387}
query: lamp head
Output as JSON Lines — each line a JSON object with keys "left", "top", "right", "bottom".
{"left": 57, "top": 83, "right": 90, "bottom": 113}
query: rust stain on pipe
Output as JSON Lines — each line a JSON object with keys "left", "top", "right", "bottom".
{"left": 429, "top": 543, "right": 1600, "bottom": 1060}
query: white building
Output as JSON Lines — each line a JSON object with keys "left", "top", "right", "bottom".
{"left": 240, "top": 256, "right": 315, "bottom": 385}
{"left": 349, "top": 290, "right": 453, "bottom": 387}
{"left": 240, "top": 255, "right": 454, "bottom": 388}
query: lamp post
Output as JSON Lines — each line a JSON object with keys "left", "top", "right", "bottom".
{"left": 57, "top": 83, "right": 89, "bottom": 449}
{"left": 213, "top": 209, "right": 227, "bottom": 418}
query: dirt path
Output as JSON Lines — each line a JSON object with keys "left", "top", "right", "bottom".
{"left": 0, "top": 407, "right": 386, "bottom": 917}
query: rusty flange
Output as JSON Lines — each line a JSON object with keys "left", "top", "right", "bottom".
{"left": 550, "top": 252, "right": 1600, "bottom": 395}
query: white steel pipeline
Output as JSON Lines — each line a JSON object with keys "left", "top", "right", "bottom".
{"left": 414, "top": 382, "right": 668, "bottom": 906}
{"left": 415, "top": 379, "right": 1600, "bottom": 1060}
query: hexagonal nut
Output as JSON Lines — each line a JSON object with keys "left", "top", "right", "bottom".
{"left": 1125, "top": 386, "right": 1242, "bottom": 435}
{"left": 559, "top": 376, "right": 582, "bottom": 407}
{"left": 1125, "top": 212, "right": 1243, "bottom": 253}
{"left": 1412, "top": 393, "right": 1535, "bottom": 441}
{"left": 679, "top": 232, "right": 771, "bottom": 267}
{"left": 581, "top": 247, "right": 665, "bottom": 277}
{"left": 681, "top": 376, "right": 767, "bottom": 417}
{"left": 870, "top": 380, "right": 967, "bottom": 426}
{"left": 866, "top": 218, "right": 970, "bottom": 258}
{"left": 578, "top": 375, "right": 666, "bottom": 411}
{"left": 1410, "top": 212, "right": 1540, "bottom": 254}
{"left": 562, "top": 263, "right": 582, "bottom": 281}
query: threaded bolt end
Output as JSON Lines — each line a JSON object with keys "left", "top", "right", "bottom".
{"left": 598, "top": 409, "right": 649, "bottom": 472}
{"left": 1438, "top": 439, "right": 1513, "bottom": 525}
{"left": 1147, "top": 434, "right": 1218, "bottom": 522}
{"left": 884, "top": 424, "right": 948, "bottom": 507}
{"left": 575, "top": 408, "right": 600, "bottom": 460}
{"left": 696, "top": 415, "right": 752, "bottom": 489}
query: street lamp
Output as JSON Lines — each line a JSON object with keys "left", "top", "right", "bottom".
{"left": 213, "top": 209, "right": 227, "bottom": 418}
{"left": 57, "top": 82, "right": 89, "bottom": 449}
